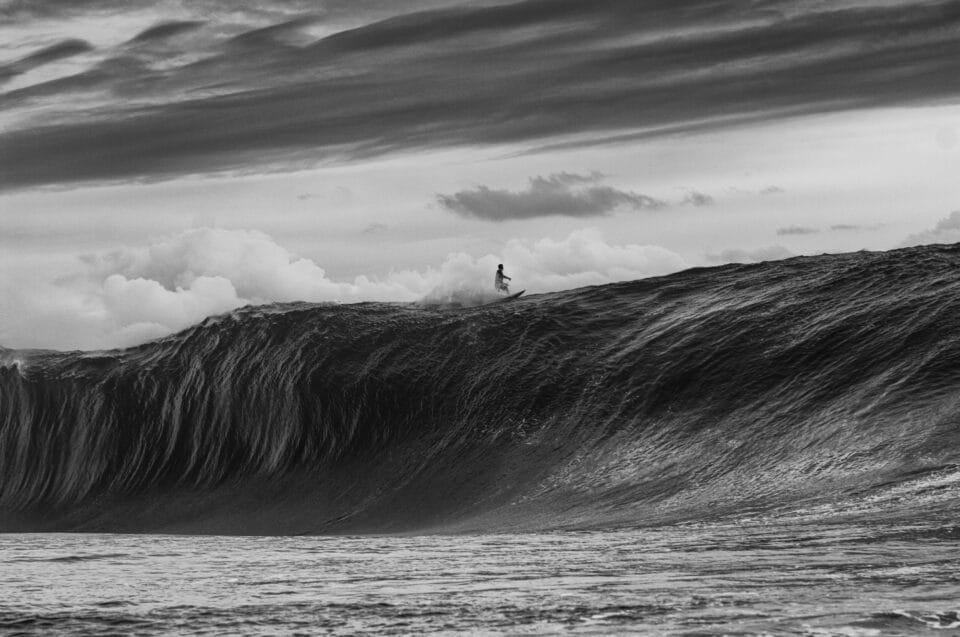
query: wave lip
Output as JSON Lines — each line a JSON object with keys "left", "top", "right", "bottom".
{"left": 3, "top": 244, "right": 960, "bottom": 533}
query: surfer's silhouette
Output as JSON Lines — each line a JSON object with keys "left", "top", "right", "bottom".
{"left": 495, "top": 264, "right": 512, "bottom": 294}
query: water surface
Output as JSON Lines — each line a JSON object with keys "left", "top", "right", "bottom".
{"left": 3, "top": 517, "right": 958, "bottom": 635}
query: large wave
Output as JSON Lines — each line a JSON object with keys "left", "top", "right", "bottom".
{"left": 3, "top": 243, "right": 960, "bottom": 534}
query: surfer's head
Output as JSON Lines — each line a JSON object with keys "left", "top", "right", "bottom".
{"left": 498, "top": 264, "right": 503, "bottom": 270}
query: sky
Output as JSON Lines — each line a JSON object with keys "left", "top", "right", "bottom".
{"left": 1, "top": 0, "right": 959, "bottom": 350}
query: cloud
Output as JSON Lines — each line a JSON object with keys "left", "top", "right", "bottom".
{"left": 830, "top": 224, "right": 863, "bottom": 231}
{"left": 0, "top": 227, "right": 687, "bottom": 350}
{"left": 128, "top": 21, "right": 205, "bottom": 44}
{"left": 681, "top": 190, "right": 714, "bottom": 207}
{"left": 0, "top": 39, "right": 93, "bottom": 83}
{"left": 829, "top": 222, "right": 883, "bottom": 232}
{"left": 437, "top": 172, "right": 666, "bottom": 220}
{"left": 901, "top": 211, "right": 960, "bottom": 247}
{"left": 706, "top": 246, "right": 795, "bottom": 264}
{"left": 776, "top": 225, "right": 819, "bottom": 236}
{"left": 1, "top": 0, "right": 482, "bottom": 23}
{"left": 3, "top": 0, "right": 960, "bottom": 189}
{"left": 362, "top": 222, "right": 389, "bottom": 234}
{"left": 503, "top": 228, "right": 687, "bottom": 288}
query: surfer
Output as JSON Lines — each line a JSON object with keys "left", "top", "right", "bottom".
{"left": 495, "top": 264, "right": 512, "bottom": 294}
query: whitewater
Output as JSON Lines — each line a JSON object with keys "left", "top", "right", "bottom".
{"left": 2, "top": 244, "right": 959, "bottom": 634}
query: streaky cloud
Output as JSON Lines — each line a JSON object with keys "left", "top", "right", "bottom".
{"left": 227, "top": 16, "right": 321, "bottom": 49}
{"left": 3, "top": 0, "right": 960, "bottom": 189}
{"left": 777, "top": 226, "right": 819, "bottom": 236}
{"left": 0, "top": 39, "right": 93, "bottom": 83}
{"left": 129, "top": 21, "right": 206, "bottom": 44}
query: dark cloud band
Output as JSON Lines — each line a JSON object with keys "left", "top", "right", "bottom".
{"left": 3, "top": 0, "right": 960, "bottom": 189}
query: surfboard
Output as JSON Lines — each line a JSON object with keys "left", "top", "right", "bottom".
{"left": 500, "top": 290, "right": 525, "bottom": 302}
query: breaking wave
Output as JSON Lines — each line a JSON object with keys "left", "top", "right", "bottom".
{"left": 3, "top": 243, "right": 960, "bottom": 534}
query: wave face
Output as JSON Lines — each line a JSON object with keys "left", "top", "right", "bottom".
{"left": 3, "top": 244, "right": 960, "bottom": 534}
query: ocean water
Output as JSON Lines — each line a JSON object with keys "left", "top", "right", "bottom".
{"left": 4, "top": 244, "right": 960, "bottom": 633}
{"left": 3, "top": 517, "right": 959, "bottom": 636}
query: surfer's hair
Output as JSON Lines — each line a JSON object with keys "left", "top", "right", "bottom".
{"left": 498, "top": 264, "right": 503, "bottom": 269}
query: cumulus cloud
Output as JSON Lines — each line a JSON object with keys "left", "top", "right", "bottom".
{"left": 901, "top": 211, "right": 960, "bottom": 247}
{"left": 706, "top": 246, "right": 795, "bottom": 264}
{"left": 503, "top": 228, "right": 686, "bottom": 288}
{"left": 74, "top": 228, "right": 396, "bottom": 305}
{"left": 0, "top": 227, "right": 687, "bottom": 350}
{"left": 437, "top": 172, "right": 665, "bottom": 220}
{"left": 5, "top": 0, "right": 960, "bottom": 189}
{"left": 776, "top": 225, "right": 819, "bottom": 236}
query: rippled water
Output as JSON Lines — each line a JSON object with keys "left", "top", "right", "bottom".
{"left": 2, "top": 517, "right": 958, "bottom": 636}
